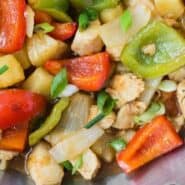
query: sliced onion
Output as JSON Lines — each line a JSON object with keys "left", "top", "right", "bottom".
{"left": 158, "top": 80, "right": 177, "bottom": 92}
{"left": 49, "top": 126, "right": 104, "bottom": 163}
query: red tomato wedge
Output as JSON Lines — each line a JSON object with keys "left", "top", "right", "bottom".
{"left": 49, "top": 22, "right": 77, "bottom": 41}
{"left": 117, "top": 116, "right": 183, "bottom": 173}
{"left": 0, "top": 89, "right": 46, "bottom": 130}
{"left": 0, "top": 122, "right": 28, "bottom": 152}
{"left": 44, "top": 52, "right": 111, "bottom": 91}
{"left": 35, "top": 10, "right": 52, "bottom": 24}
{"left": 0, "top": 0, "right": 26, "bottom": 53}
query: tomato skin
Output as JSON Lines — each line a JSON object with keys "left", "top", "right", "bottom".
{"left": 0, "top": 0, "right": 26, "bottom": 53}
{"left": 0, "top": 89, "right": 46, "bottom": 130}
{"left": 49, "top": 22, "right": 77, "bottom": 41}
{"left": 117, "top": 116, "right": 183, "bottom": 173}
{"left": 44, "top": 52, "right": 111, "bottom": 91}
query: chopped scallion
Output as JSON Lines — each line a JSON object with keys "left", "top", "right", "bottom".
{"left": 34, "top": 22, "right": 55, "bottom": 33}
{"left": 0, "top": 65, "right": 8, "bottom": 75}
{"left": 109, "top": 138, "right": 126, "bottom": 152}
{"left": 120, "top": 9, "right": 132, "bottom": 32}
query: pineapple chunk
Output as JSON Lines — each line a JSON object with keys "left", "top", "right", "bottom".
{"left": 22, "top": 67, "right": 53, "bottom": 97}
{"left": 0, "top": 55, "right": 25, "bottom": 88}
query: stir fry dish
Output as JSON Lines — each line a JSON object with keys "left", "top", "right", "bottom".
{"left": 0, "top": 0, "right": 185, "bottom": 185}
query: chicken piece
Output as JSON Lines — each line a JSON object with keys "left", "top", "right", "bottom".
{"left": 27, "top": 142, "right": 64, "bottom": 185}
{"left": 177, "top": 80, "right": 185, "bottom": 118}
{"left": 117, "top": 130, "right": 136, "bottom": 143}
{"left": 106, "top": 74, "right": 145, "bottom": 108}
{"left": 71, "top": 20, "right": 104, "bottom": 56}
{"left": 87, "top": 105, "right": 116, "bottom": 129}
{"left": 0, "top": 150, "right": 18, "bottom": 170}
{"left": 168, "top": 67, "right": 185, "bottom": 82}
{"left": 113, "top": 101, "right": 146, "bottom": 130}
{"left": 70, "top": 149, "right": 101, "bottom": 180}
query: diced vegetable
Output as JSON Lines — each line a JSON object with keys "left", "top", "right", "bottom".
{"left": 0, "top": 55, "right": 25, "bottom": 88}
{"left": 22, "top": 68, "right": 53, "bottom": 97}
{"left": 62, "top": 161, "right": 73, "bottom": 171}
{"left": 0, "top": 89, "right": 46, "bottom": 130}
{"left": 14, "top": 45, "right": 31, "bottom": 69}
{"left": 29, "top": 97, "right": 69, "bottom": 146}
{"left": 0, "top": 0, "right": 26, "bottom": 53}
{"left": 117, "top": 116, "right": 183, "bottom": 173}
{"left": 154, "top": 0, "right": 184, "bottom": 19}
{"left": 44, "top": 52, "right": 111, "bottom": 91}
{"left": 0, "top": 122, "right": 28, "bottom": 152}
{"left": 120, "top": 9, "right": 132, "bottom": 32}
{"left": 134, "top": 102, "right": 165, "bottom": 125}
{"left": 69, "top": 0, "right": 93, "bottom": 10}
{"left": 99, "top": 4, "right": 151, "bottom": 60}
{"left": 0, "top": 65, "right": 8, "bottom": 75}
{"left": 100, "top": 5, "right": 123, "bottom": 23}
{"left": 58, "top": 84, "right": 79, "bottom": 98}
{"left": 27, "top": 32, "right": 68, "bottom": 66}
{"left": 49, "top": 22, "right": 77, "bottom": 41}
{"left": 45, "top": 93, "right": 92, "bottom": 145}
{"left": 109, "top": 138, "right": 126, "bottom": 152}
{"left": 72, "top": 155, "right": 83, "bottom": 175}
{"left": 158, "top": 80, "right": 177, "bottom": 92}
{"left": 121, "top": 21, "right": 185, "bottom": 78}
{"left": 49, "top": 126, "right": 104, "bottom": 163}
{"left": 34, "top": 22, "right": 55, "bottom": 33}
{"left": 35, "top": 10, "right": 52, "bottom": 24}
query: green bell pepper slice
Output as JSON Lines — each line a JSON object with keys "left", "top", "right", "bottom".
{"left": 121, "top": 21, "right": 185, "bottom": 79}
{"left": 69, "top": 0, "right": 93, "bottom": 11}
{"left": 29, "top": 97, "right": 69, "bottom": 146}
{"left": 29, "top": 0, "right": 72, "bottom": 22}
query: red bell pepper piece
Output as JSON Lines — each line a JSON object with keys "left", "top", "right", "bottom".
{"left": 44, "top": 52, "right": 111, "bottom": 91}
{"left": 35, "top": 10, "right": 52, "bottom": 24}
{"left": 0, "top": 0, "right": 26, "bottom": 53}
{"left": 117, "top": 116, "right": 183, "bottom": 173}
{"left": 0, "top": 89, "right": 46, "bottom": 130}
{"left": 0, "top": 122, "right": 28, "bottom": 152}
{"left": 49, "top": 22, "right": 77, "bottom": 41}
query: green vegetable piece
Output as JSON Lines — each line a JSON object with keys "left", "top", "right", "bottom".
{"left": 72, "top": 155, "right": 83, "bottom": 175}
{"left": 158, "top": 80, "right": 177, "bottom": 92}
{"left": 0, "top": 65, "right": 8, "bottom": 75}
{"left": 62, "top": 161, "right": 73, "bottom": 171}
{"left": 120, "top": 9, "right": 132, "bottom": 32}
{"left": 29, "top": 97, "right": 69, "bottom": 146}
{"left": 109, "top": 138, "right": 126, "bottom": 152}
{"left": 70, "top": 0, "right": 93, "bottom": 11}
{"left": 121, "top": 21, "right": 185, "bottom": 79}
{"left": 34, "top": 22, "right": 54, "bottom": 33}
{"left": 51, "top": 68, "right": 68, "bottom": 99}
{"left": 134, "top": 102, "right": 165, "bottom": 125}
{"left": 85, "top": 8, "right": 98, "bottom": 21}
{"left": 79, "top": 13, "right": 90, "bottom": 31}
{"left": 84, "top": 91, "right": 116, "bottom": 128}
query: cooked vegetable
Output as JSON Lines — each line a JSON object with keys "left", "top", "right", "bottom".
{"left": 45, "top": 93, "right": 92, "bottom": 145}
{"left": 29, "top": 97, "right": 69, "bottom": 146}
{"left": 0, "top": 89, "right": 46, "bottom": 130}
{"left": 70, "top": 0, "right": 92, "bottom": 10}
{"left": 49, "top": 126, "right": 104, "bottom": 163}
{"left": 35, "top": 10, "right": 52, "bottom": 24}
{"left": 117, "top": 116, "right": 183, "bottom": 173}
{"left": 27, "top": 32, "right": 68, "bottom": 66}
{"left": 50, "top": 68, "right": 68, "bottom": 99}
{"left": 100, "top": 5, "right": 123, "bottom": 23}
{"left": 44, "top": 52, "right": 111, "bottom": 91}
{"left": 120, "top": 10, "right": 132, "bottom": 32}
{"left": 62, "top": 161, "right": 73, "bottom": 171}
{"left": 0, "top": 122, "right": 28, "bottom": 152}
{"left": 28, "top": 0, "right": 72, "bottom": 22}
{"left": 27, "top": 142, "right": 64, "bottom": 185}
{"left": 58, "top": 84, "right": 79, "bottom": 98}
{"left": 134, "top": 102, "right": 165, "bottom": 125}
{"left": 34, "top": 22, "right": 54, "bottom": 33}
{"left": 22, "top": 68, "right": 53, "bottom": 97}
{"left": 49, "top": 22, "right": 77, "bottom": 41}
{"left": 0, "top": 0, "right": 26, "bottom": 53}
{"left": 14, "top": 45, "right": 31, "bottom": 69}
{"left": 158, "top": 80, "right": 177, "bottom": 92}
{"left": 72, "top": 155, "right": 83, "bottom": 175}
{"left": 154, "top": 0, "right": 184, "bottom": 19}
{"left": 121, "top": 21, "right": 185, "bottom": 78}
{"left": 109, "top": 138, "right": 126, "bottom": 152}
{"left": 0, "top": 65, "right": 8, "bottom": 75}
{"left": 0, "top": 55, "right": 25, "bottom": 88}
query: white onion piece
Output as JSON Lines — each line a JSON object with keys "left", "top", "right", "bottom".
{"left": 49, "top": 126, "right": 104, "bottom": 163}
{"left": 158, "top": 80, "right": 177, "bottom": 92}
{"left": 25, "top": 5, "right": 35, "bottom": 38}
{"left": 58, "top": 84, "right": 79, "bottom": 98}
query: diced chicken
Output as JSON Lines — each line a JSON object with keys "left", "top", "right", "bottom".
{"left": 177, "top": 80, "right": 185, "bottom": 118}
{"left": 168, "top": 67, "right": 185, "bottom": 82}
{"left": 87, "top": 105, "right": 116, "bottom": 129}
{"left": 113, "top": 101, "right": 146, "bottom": 130}
{"left": 71, "top": 20, "right": 104, "bottom": 56}
{"left": 117, "top": 130, "right": 136, "bottom": 143}
{"left": 172, "top": 115, "right": 184, "bottom": 132}
{"left": 70, "top": 149, "right": 101, "bottom": 180}
{"left": 0, "top": 150, "right": 18, "bottom": 170}
{"left": 27, "top": 142, "right": 64, "bottom": 185}
{"left": 106, "top": 73, "right": 145, "bottom": 108}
